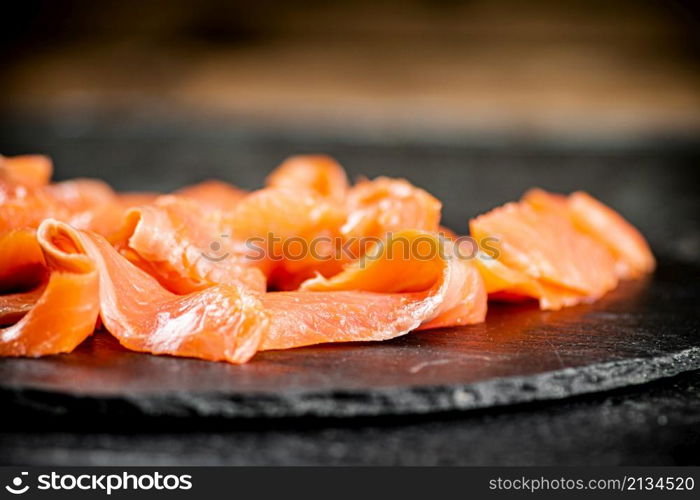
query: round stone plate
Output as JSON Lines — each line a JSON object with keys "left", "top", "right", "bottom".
{"left": 1, "top": 260, "right": 698, "bottom": 419}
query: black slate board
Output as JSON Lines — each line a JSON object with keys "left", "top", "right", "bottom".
{"left": 1, "top": 259, "right": 698, "bottom": 419}
{"left": 1, "top": 113, "right": 699, "bottom": 425}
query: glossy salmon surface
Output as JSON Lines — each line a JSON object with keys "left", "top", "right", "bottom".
{"left": 471, "top": 189, "right": 655, "bottom": 310}
{"left": 0, "top": 154, "right": 654, "bottom": 362}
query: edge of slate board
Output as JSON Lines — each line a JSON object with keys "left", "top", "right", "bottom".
{"left": 2, "top": 346, "right": 698, "bottom": 420}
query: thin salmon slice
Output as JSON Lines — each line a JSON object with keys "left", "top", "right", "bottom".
{"left": 227, "top": 187, "right": 347, "bottom": 290}
{"left": 177, "top": 180, "right": 247, "bottom": 212}
{"left": 301, "top": 230, "right": 486, "bottom": 329}
{"left": 114, "top": 195, "right": 267, "bottom": 294}
{"left": 0, "top": 180, "right": 68, "bottom": 233}
{"left": 261, "top": 230, "right": 486, "bottom": 350}
{"left": 524, "top": 189, "right": 655, "bottom": 278}
{"left": 0, "top": 226, "right": 99, "bottom": 356}
{"left": 0, "top": 229, "right": 46, "bottom": 292}
{"left": 0, "top": 286, "right": 46, "bottom": 326}
{"left": 342, "top": 176, "right": 442, "bottom": 242}
{"left": 39, "top": 219, "right": 269, "bottom": 363}
{"left": 470, "top": 196, "right": 620, "bottom": 310}
{"left": 1, "top": 154, "right": 156, "bottom": 238}
{"left": 470, "top": 189, "right": 654, "bottom": 310}
{"left": 266, "top": 155, "right": 349, "bottom": 202}
{"left": 0, "top": 155, "right": 53, "bottom": 188}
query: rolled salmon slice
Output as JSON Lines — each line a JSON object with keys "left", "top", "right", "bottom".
{"left": 0, "top": 226, "right": 99, "bottom": 356}
{"left": 302, "top": 230, "right": 486, "bottom": 329}
{"left": 38, "top": 219, "right": 269, "bottom": 364}
{"left": 261, "top": 230, "right": 486, "bottom": 351}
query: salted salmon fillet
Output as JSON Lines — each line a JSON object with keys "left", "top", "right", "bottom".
{"left": 470, "top": 189, "right": 654, "bottom": 310}
{"left": 0, "top": 152, "right": 655, "bottom": 364}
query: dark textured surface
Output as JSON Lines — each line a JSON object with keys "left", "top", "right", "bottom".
{"left": 2, "top": 370, "right": 700, "bottom": 465}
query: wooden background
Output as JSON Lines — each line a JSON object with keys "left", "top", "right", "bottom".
{"left": 2, "top": 0, "right": 700, "bottom": 143}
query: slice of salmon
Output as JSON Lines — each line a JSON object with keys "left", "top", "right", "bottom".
{"left": 228, "top": 187, "right": 346, "bottom": 243}
{"left": 470, "top": 198, "right": 619, "bottom": 310}
{"left": 0, "top": 178, "right": 68, "bottom": 233}
{"left": 47, "top": 179, "right": 123, "bottom": 236}
{"left": 114, "top": 195, "right": 267, "bottom": 294}
{"left": 524, "top": 189, "right": 655, "bottom": 278}
{"left": 1, "top": 155, "right": 151, "bottom": 237}
{"left": 234, "top": 160, "right": 443, "bottom": 290}
{"left": 0, "top": 226, "right": 99, "bottom": 356}
{"left": 47, "top": 180, "right": 160, "bottom": 238}
{"left": 474, "top": 252, "right": 596, "bottom": 310}
{"left": 227, "top": 187, "right": 347, "bottom": 290}
{"left": 177, "top": 180, "right": 247, "bottom": 212}
{"left": 38, "top": 219, "right": 269, "bottom": 363}
{"left": 260, "top": 230, "right": 486, "bottom": 350}
{"left": 266, "top": 155, "right": 349, "bottom": 202}
{"left": 418, "top": 241, "right": 488, "bottom": 330}
{"left": 342, "top": 177, "right": 442, "bottom": 242}
{"left": 0, "top": 155, "right": 53, "bottom": 188}
{"left": 302, "top": 230, "right": 486, "bottom": 329}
